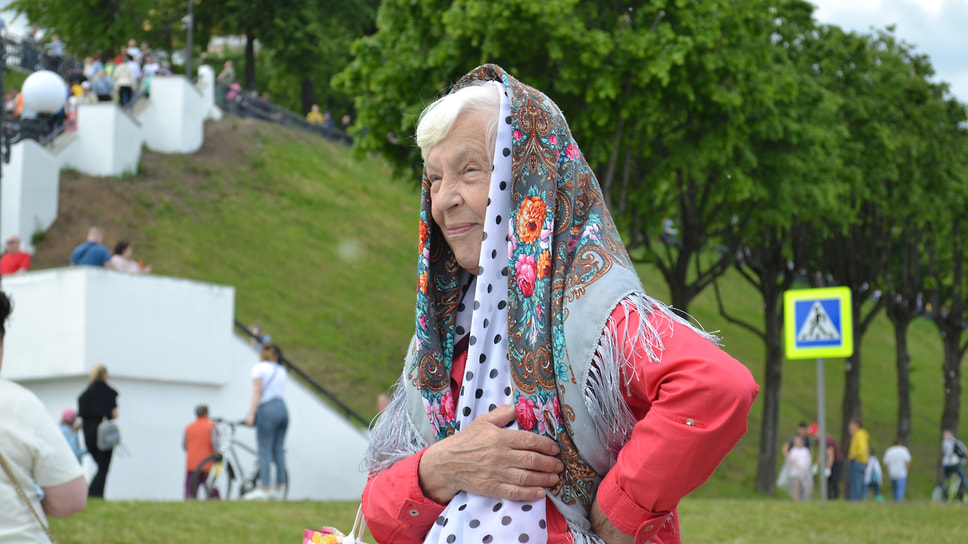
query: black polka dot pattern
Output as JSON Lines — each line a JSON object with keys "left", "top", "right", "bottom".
{"left": 425, "top": 79, "right": 545, "bottom": 544}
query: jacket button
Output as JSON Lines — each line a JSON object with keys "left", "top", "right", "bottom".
{"left": 409, "top": 509, "right": 419, "bottom": 517}
{"left": 645, "top": 525, "right": 654, "bottom": 531}
{"left": 685, "top": 419, "right": 695, "bottom": 426}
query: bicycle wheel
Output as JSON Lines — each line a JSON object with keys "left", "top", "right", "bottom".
{"left": 251, "top": 468, "right": 289, "bottom": 500}
{"left": 944, "top": 473, "right": 960, "bottom": 502}
{"left": 191, "top": 454, "right": 235, "bottom": 500}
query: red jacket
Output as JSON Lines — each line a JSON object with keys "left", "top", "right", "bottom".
{"left": 362, "top": 305, "right": 759, "bottom": 544}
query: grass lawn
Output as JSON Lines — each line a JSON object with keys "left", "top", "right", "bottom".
{"left": 49, "top": 498, "right": 968, "bottom": 543}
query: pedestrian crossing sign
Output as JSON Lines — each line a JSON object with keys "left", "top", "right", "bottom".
{"left": 783, "top": 287, "right": 853, "bottom": 359}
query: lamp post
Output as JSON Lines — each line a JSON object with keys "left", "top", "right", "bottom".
{"left": 185, "top": 0, "right": 194, "bottom": 80}
{"left": 21, "top": 70, "right": 68, "bottom": 140}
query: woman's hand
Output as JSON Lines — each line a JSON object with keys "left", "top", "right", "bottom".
{"left": 590, "top": 497, "right": 633, "bottom": 544}
{"left": 417, "top": 404, "right": 563, "bottom": 504}
{"left": 244, "top": 414, "right": 255, "bottom": 427}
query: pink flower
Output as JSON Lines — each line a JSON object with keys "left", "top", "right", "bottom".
{"left": 516, "top": 397, "right": 537, "bottom": 431}
{"left": 441, "top": 391, "right": 456, "bottom": 422}
{"left": 419, "top": 314, "right": 426, "bottom": 330}
{"left": 549, "top": 133, "right": 558, "bottom": 146}
{"left": 515, "top": 254, "right": 537, "bottom": 297}
{"left": 567, "top": 236, "right": 579, "bottom": 252}
{"left": 513, "top": 129, "right": 522, "bottom": 141}
{"left": 564, "top": 143, "right": 578, "bottom": 160}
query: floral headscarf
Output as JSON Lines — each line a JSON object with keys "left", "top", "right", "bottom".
{"left": 413, "top": 64, "right": 642, "bottom": 513}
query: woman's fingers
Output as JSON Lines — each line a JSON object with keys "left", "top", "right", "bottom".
{"left": 418, "top": 406, "right": 565, "bottom": 502}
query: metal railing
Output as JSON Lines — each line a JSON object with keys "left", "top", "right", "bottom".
{"left": 218, "top": 92, "right": 354, "bottom": 147}
{"left": 233, "top": 319, "right": 369, "bottom": 427}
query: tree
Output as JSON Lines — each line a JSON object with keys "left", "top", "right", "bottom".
{"left": 10, "top": 0, "right": 154, "bottom": 54}
{"left": 712, "top": 0, "right": 851, "bottom": 495}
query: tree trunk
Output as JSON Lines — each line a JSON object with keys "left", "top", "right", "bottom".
{"left": 755, "top": 293, "right": 784, "bottom": 495}
{"left": 300, "top": 77, "right": 316, "bottom": 116}
{"left": 893, "top": 321, "right": 913, "bottom": 445}
{"left": 244, "top": 31, "right": 257, "bottom": 91}
{"left": 940, "top": 329, "right": 962, "bottom": 434}
{"left": 840, "top": 304, "right": 863, "bottom": 455}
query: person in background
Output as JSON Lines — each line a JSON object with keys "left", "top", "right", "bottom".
{"left": 846, "top": 419, "right": 870, "bottom": 501}
{"left": 0, "top": 235, "right": 31, "bottom": 275}
{"left": 787, "top": 435, "right": 813, "bottom": 502}
{"left": 58, "top": 409, "right": 86, "bottom": 464}
{"left": 91, "top": 70, "right": 115, "bottom": 103}
{"left": 809, "top": 424, "right": 844, "bottom": 499}
{"left": 376, "top": 393, "right": 389, "bottom": 413}
{"left": 70, "top": 227, "right": 113, "bottom": 268}
{"left": 113, "top": 54, "right": 136, "bottom": 107}
{"left": 77, "top": 365, "right": 119, "bottom": 498}
{"left": 183, "top": 405, "right": 220, "bottom": 500}
{"left": 882, "top": 437, "right": 912, "bottom": 502}
{"left": 109, "top": 240, "right": 151, "bottom": 274}
{"left": 941, "top": 429, "right": 968, "bottom": 496}
{"left": 216, "top": 61, "right": 235, "bottom": 103}
{"left": 781, "top": 421, "right": 814, "bottom": 457}
{"left": 864, "top": 448, "right": 885, "bottom": 502}
{"left": 306, "top": 104, "right": 324, "bottom": 125}
{"left": 360, "top": 65, "right": 758, "bottom": 544}
{"left": 243, "top": 343, "right": 288, "bottom": 501}
{"left": 0, "top": 291, "right": 88, "bottom": 541}
{"left": 248, "top": 324, "right": 272, "bottom": 350}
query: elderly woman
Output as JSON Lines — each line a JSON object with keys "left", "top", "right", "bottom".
{"left": 361, "top": 65, "right": 758, "bottom": 544}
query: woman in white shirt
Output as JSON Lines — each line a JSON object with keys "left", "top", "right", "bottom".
{"left": 110, "top": 241, "right": 151, "bottom": 274}
{"left": 243, "top": 343, "right": 288, "bottom": 500}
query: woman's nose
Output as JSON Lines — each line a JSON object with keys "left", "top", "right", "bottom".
{"left": 435, "top": 176, "right": 463, "bottom": 208}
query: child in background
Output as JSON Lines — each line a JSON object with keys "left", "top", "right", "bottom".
{"left": 58, "top": 408, "right": 86, "bottom": 462}
{"left": 788, "top": 435, "right": 813, "bottom": 501}
{"left": 865, "top": 447, "right": 886, "bottom": 502}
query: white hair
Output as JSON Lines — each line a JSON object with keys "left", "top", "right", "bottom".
{"left": 416, "top": 82, "right": 501, "bottom": 161}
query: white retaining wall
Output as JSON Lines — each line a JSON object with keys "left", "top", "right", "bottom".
{"left": 1, "top": 268, "right": 369, "bottom": 501}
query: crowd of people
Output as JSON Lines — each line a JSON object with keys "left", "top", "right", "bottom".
{"left": 777, "top": 419, "right": 967, "bottom": 503}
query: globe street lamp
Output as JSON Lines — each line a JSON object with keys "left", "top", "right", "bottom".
{"left": 21, "top": 69, "right": 68, "bottom": 141}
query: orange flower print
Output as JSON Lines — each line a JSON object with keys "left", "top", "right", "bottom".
{"left": 537, "top": 250, "right": 551, "bottom": 280}
{"left": 418, "top": 270, "right": 428, "bottom": 295}
{"left": 419, "top": 220, "right": 428, "bottom": 252}
{"left": 517, "top": 196, "right": 546, "bottom": 245}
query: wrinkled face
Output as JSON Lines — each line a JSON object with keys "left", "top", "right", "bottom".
{"left": 427, "top": 110, "right": 493, "bottom": 274}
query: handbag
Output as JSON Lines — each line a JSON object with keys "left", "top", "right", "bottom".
{"left": 0, "top": 450, "right": 57, "bottom": 543}
{"left": 303, "top": 504, "right": 367, "bottom": 544}
{"left": 96, "top": 418, "right": 121, "bottom": 451}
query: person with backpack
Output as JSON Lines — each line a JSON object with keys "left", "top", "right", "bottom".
{"left": 77, "top": 365, "right": 119, "bottom": 498}
{"left": 941, "top": 429, "right": 968, "bottom": 497}
{"left": 864, "top": 447, "right": 885, "bottom": 502}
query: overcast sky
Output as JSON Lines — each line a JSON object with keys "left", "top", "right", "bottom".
{"left": 809, "top": 0, "right": 968, "bottom": 104}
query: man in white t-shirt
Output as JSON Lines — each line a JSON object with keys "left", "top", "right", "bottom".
{"left": 882, "top": 437, "right": 912, "bottom": 502}
{"left": 0, "top": 291, "right": 87, "bottom": 542}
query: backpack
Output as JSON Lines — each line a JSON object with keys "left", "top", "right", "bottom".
{"left": 96, "top": 419, "right": 121, "bottom": 451}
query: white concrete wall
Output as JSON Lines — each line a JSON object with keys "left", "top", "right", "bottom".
{"left": 1, "top": 268, "right": 369, "bottom": 501}
{"left": 61, "top": 103, "right": 144, "bottom": 177}
{"left": 141, "top": 76, "right": 207, "bottom": 154}
{"left": 0, "top": 139, "right": 60, "bottom": 254}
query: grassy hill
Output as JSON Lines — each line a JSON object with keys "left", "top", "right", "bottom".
{"left": 32, "top": 115, "right": 963, "bottom": 500}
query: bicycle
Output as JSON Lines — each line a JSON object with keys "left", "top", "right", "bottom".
{"left": 189, "top": 418, "right": 289, "bottom": 500}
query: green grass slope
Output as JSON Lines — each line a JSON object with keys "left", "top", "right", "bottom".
{"left": 44, "top": 116, "right": 963, "bottom": 499}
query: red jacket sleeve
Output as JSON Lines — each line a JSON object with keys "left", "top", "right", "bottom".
{"left": 596, "top": 307, "right": 759, "bottom": 543}
{"left": 361, "top": 449, "right": 446, "bottom": 544}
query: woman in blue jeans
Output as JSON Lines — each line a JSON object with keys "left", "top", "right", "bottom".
{"left": 244, "top": 343, "right": 289, "bottom": 500}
